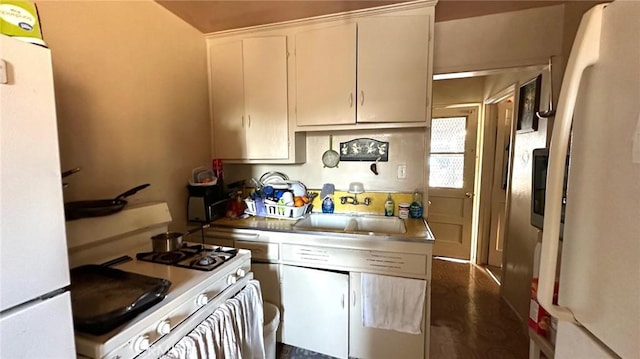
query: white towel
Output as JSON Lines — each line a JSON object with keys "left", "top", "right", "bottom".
{"left": 236, "top": 281, "right": 265, "bottom": 359}
{"left": 361, "top": 273, "right": 426, "bottom": 334}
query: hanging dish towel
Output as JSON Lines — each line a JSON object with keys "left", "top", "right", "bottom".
{"left": 161, "top": 280, "right": 265, "bottom": 359}
{"left": 361, "top": 273, "right": 426, "bottom": 334}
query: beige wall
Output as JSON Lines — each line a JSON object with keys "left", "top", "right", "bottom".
{"left": 433, "top": 5, "right": 564, "bottom": 74}
{"left": 484, "top": 68, "right": 551, "bottom": 322}
{"left": 36, "top": 0, "right": 209, "bottom": 230}
{"left": 432, "top": 77, "right": 484, "bottom": 106}
{"left": 225, "top": 129, "right": 427, "bottom": 194}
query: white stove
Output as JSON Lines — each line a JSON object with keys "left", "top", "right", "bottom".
{"left": 66, "top": 203, "right": 253, "bottom": 359}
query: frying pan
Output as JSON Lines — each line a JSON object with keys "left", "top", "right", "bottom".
{"left": 64, "top": 183, "right": 150, "bottom": 221}
{"left": 322, "top": 135, "right": 340, "bottom": 168}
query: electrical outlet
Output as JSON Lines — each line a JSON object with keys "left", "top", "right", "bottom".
{"left": 397, "top": 164, "right": 407, "bottom": 179}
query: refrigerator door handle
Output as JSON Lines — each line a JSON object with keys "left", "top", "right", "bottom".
{"left": 538, "top": 3, "right": 606, "bottom": 323}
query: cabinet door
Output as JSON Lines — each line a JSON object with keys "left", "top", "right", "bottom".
{"left": 357, "top": 16, "right": 429, "bottom": 123}
{"left": 295, "top": 23, "right": 356, "bottom": 126}
{"left": 211, "top": 40, "right": 246, "bottom": 158}
{"left": 243, "top": 37, "right": 289, "bottom": 159}
{"left": 349, "top": 272, "right": 425, "bottom": 359}
{"left": 281, "top": 265, "right": 349, "bottom": 358}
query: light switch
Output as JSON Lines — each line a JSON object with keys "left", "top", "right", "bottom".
{"left": 0, "top": 59, "right": 7, "bottom": 84}
{"left": 397, "top": 164, "right": 407, "bottom": 179}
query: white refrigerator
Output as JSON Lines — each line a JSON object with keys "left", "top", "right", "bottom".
{"left": 538, "top": 1, "right": 640, "bottom": 358}
{"left": 0, "top": 35, "right": 76, "bottom": 357}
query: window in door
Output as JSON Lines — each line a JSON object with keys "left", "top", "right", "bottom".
{"left": 429, "top": 116, "right": 467, "bottom": 188}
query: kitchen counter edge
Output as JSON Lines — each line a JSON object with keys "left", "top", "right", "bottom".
{"left": 207, "top": 215, "right": 435, "bottom": 243}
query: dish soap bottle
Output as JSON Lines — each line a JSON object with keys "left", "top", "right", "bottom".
{"left": 409, "top": 191, "right": 423, "bottom": 219}
{"left": 384, "top": 193, "right": 394, "bottom": 216}
{"left": 322, "top": 195, "right": 335, "bottom": 214}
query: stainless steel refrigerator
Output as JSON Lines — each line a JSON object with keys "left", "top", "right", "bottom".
{"left": 0, "top": 34, "right": 75, "bottom": 357}
{"left": 538, "top": 1, "right": 640, "bottom": 358}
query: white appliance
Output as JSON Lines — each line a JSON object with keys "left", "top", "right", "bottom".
{"left": 538, "top": 2, "right": 640, "bottom": 358}
{"left": 65, "top": 203, "right": 258, "bottom": 358}
{"left": 0, "top": 35, "right": 76, "bottom": 357}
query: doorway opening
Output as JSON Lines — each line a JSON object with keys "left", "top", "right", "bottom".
{"left": 476, "top": 86, "right": 517, "bottom": 285}
{"left": 428, "top": 86, "right": 517, "bottom": 282}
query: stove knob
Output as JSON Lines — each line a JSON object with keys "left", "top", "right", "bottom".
{"left": 133, "top": 335, "right": 150, "bottom": 352}
{"left": 196, "top": 293, "right": 209, "bottom": 307}
{"left": 236, "top": 268, "right": 246, "bottom": 278}
{"left": 157, "top": 320, "right": 171, "bottom": 336}
{"left": 227, "top": 274, "right": 238, "bottom": 285}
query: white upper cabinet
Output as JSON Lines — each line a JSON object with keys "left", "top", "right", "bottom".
{"left": 295, "top": 23, "right": 357, "bottom": 126}
{"left": 295, "top": 14, "right": 431, "bottom": 128}
{"left": 211, "top": 36, "right": 289, "bottom": 160}
{"left": 357, "top": 16, "right": 429, "bottom": 123}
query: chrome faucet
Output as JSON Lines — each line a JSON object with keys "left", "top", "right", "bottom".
{"left": 340, "top": 194, "right": 371, "bottom": 206}
{"left": 340, "top": 182, "right": 371, "bottom": 206}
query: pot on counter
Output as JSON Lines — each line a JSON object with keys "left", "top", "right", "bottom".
{"left": 151, "top": 224, "right": 210, "bottom": 252}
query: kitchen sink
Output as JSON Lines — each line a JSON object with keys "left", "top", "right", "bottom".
{"left": 293, "top": 213, "right": 406, "bottom": 235}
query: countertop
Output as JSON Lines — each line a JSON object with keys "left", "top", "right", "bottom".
{"left": 208, "top": 213, "right": 435, "bottom": 244}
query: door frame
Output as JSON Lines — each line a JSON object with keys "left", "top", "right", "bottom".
{"left": 475, "top": 84, "right": 517, "bottom": 270}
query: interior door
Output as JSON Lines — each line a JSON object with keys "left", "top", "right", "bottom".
{"left": 488, "top": 99, "right": 514, "bottom": 267}
{"left": 428, "top": 107, "right": 478, "bottom": 260}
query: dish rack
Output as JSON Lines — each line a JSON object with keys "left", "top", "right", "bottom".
{"left": 244, "top": 198, "right": 310, "bottom": 220}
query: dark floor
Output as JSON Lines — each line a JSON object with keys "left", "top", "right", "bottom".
{"left": 278, "top": 258, "right": 529, "bottom": 358}
{"left": 430, "top": 258, "right": 528, "bottom": 358}
{"left": 485, "top": 265, "right": 503, "bottom": 284}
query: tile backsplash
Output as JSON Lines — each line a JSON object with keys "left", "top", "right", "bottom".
{"left": 307, "top": 190, "right": 416, "bottom": 216}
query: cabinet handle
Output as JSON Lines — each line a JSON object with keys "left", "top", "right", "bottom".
{"left": 360, "top": 90, "right": 364, "bottom": 106}
{"left": 352, "top": 291, "right": 356, "bottom": 307}
{"left": 241, "top": 115, "right": 245, "bottom": 128}
{"left": 247, "top": 115, "right": 251, "bottom": 128}
{"left": 341, "top": 294, "right": 345, "bottom": 309}
{"left": 349, "top": 93, "right": 353, "bottom": 107}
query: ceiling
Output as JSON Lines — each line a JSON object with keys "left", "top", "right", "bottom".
{"left": 156, "top": 0, "right": 566, "bottom": 34}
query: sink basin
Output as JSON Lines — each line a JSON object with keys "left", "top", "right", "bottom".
{"left": 293, "top": 213, "right": 406, "bottom": 235}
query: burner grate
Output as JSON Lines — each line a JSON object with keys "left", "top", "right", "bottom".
{"left": 136, "top": 245, "right": 238, "bottom": 271}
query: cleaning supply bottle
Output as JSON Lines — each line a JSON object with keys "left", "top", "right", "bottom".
{"left": 322, "top": 195, "right": 335, "bottom": 214}
{"left": 384, "top": 193, "right": 394, "bottom": 216}
{"left": 409, "top": 191, "right": 423, "bottom": 219}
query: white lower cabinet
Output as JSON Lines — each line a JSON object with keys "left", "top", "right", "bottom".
{"left": 205, "top": 229, "right": 431, "bottom": 358}
{"left": 348, "top": 272, "right": 425, "bottom": 359}
{"left": 281, "top": 265, "right": 349, "bottom": 358}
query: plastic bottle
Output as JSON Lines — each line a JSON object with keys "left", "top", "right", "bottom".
{"left": 384, "top": 193, "right": 394, "bottom": 217}
{"left": 409, "top": 191, "right": 423, "bottom": 219}
{"left": 321, "top": 195, "right": 335, "bottom": 214}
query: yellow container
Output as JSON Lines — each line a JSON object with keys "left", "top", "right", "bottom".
{"left": 0, "top": 0, "right": 45, "bottom": 46}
